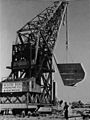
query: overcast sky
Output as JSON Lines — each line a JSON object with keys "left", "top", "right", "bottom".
{"left": 0, "top": 0, "right": 90, "bottom": 103}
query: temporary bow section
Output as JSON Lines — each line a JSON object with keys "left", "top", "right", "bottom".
{"left": 0, "top": 1, "right": 68, "bottom": 110}
{"left": 57, "top": 63, "right": 85, "bottom": 86}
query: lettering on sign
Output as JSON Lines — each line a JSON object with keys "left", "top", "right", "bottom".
{"left": 2, "top": 82, "right": 22, "bottom": 92}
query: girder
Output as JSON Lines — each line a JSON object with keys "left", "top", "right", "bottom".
{"left": 0, "top": 92, "right": 50, "bottom": 105}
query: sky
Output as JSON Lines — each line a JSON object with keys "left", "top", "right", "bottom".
{"left": 0, "top": 0, "right": 90, "bottom": 103}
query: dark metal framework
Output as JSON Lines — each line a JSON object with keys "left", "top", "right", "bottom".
{"left": 0, "top": 1, "right": 68, "bottom": 107}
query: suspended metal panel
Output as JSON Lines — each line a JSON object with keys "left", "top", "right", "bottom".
{"left": 57, "top": 63, "right": 85, "bottom": 86}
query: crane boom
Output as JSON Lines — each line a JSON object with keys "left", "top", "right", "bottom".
{"left": 17, "top": 1, "right": 68, "bottom": 51}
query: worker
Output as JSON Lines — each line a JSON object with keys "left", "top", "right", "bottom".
{"left": 22, "top": 110, "right": 25, "bottom": 117}
{"left": 28, "top": 111, "right": 32, "bottom": 117}
{"left": 64, "top": 102, "right": 69, "bottom": 120}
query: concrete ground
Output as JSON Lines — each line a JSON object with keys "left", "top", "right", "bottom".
{"left": 0, "top": 115, "right": 83, "bottom": 120}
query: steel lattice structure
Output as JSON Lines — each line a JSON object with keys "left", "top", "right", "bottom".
{"left": 0, "top": 1, "right": 68, "bottom": 110}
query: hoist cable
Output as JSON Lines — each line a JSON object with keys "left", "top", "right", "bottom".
{"left": 66, "top": 5, "right": 69, "bottom": 63}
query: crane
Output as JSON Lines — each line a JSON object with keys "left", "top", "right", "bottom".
{"left": 0, "top": 0, "right": 85, "bottom": 114}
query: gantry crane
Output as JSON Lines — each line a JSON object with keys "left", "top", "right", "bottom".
{"left": 0, "top": 0, "right": 81, "bottom": 114}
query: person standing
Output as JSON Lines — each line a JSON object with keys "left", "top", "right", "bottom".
{"left": 64, "top": 102, "right": 69, "bottom": 120}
